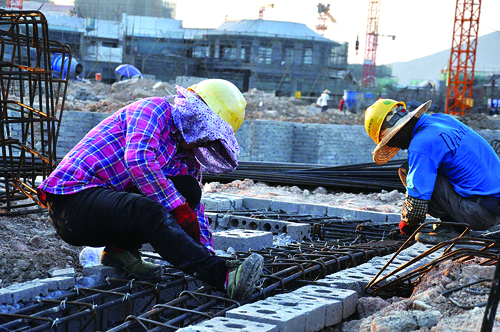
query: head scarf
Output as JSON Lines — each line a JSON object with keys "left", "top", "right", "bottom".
{"left": 170, "top": 86, "right": 239, "bottom": 174}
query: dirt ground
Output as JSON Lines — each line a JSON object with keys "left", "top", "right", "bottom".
{"left": 0, "top": 211, "right": 82, "bottom": 287}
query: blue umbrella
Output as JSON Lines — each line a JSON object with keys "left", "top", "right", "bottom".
{"left": 115, "top": 64, "right": 142, "bottom": 79}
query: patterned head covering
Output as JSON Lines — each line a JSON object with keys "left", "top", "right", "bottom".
{"left": 171, "top": 86, "right": 239, "bottom": 174}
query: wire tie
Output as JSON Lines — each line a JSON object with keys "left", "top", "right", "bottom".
{"left": 60, "top": 299, "right": 67, "bottom": 309}
{"left": 106, "top": 276, "right": 111, "bottom": 285}
{"left": 127, "top": 279, "right": 135, "bottom": 289}
{"left": 74, "top": 286, "right": 79, "bottom": 295}
{"left": 122, "top": 293, "right": 130, "bottom": 302}
{"left": 92, "top": 303, "right": 97, "bottom": 310}
{"left": 51, "top": 318, "right": 59, "bottom": 327}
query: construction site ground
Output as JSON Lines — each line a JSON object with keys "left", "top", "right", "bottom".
{"left": 2, "top": 78, "right": 500, "bottom": 330}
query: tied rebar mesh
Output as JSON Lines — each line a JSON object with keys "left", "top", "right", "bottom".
{"left": 0, "top": 10, "right": 71, "bottom": 214}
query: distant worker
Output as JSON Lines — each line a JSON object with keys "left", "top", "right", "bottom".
{"left": 339, "top": 98, "right": 345, "bottom": 113}
{"left": 317, "top": 89, "right": 330, "bottom": 112}
{"left": 365, "top": 99, "right": 500, "bottom": 244}
{"left": 38, "top": 79, "right": 264, "bottom": 301}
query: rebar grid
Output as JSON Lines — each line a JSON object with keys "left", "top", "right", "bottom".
{"left": 0, "top": 239, "right": 403, "bottom": 332}
{"left": 0, "top": 10, "right": 70, "bottom": 215}
{"left": 366, "top": 221, "right": 499, "bottom": 298}
{"left": 209, "top": 210, "right": 411, "bottom": 244}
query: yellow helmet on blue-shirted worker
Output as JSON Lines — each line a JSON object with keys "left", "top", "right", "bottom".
{"left": 364, "top": 99, "right": 406, "bottom": 144}
{"left": 189, "top": 79, "right": 246, "bottom": 132}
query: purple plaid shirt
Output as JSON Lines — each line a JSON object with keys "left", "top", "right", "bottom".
{"left": 39, "top": 97, "right": 215, "bottom": 252}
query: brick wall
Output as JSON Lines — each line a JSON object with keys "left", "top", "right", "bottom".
{"left": 55, "top": 112, "right": 499, "bottom": 166}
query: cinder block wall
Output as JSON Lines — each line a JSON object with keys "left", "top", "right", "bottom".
{"left": 57, "top": 111, "right": 110, "bottom": 155}
{"left": 55, "top": 112, "right": 498, "bottom": 166}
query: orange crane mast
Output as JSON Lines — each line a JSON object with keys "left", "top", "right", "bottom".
{"left": 445, "top": 0, "right": 482, "bottom": 116}
{"left": 361, "top": 0, "right": 380, "bottom": 87}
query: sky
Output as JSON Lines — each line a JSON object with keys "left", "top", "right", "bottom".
{"left": 54, "top": 0, "right": 500, "bottom": 66}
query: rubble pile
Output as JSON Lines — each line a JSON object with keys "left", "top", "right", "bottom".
{"left": 64, "top": 78, "right": 176, "bottom": 114}
{"left": 63, "top": 79, "right": 500, "bottom": 130}
{"left": 457, "top": 113, "right": 500, "bottom": 130}
{"left": 342, "top": 258, "right": 498, "bottom": 331}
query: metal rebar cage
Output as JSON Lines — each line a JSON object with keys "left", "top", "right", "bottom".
{"left": 0, "top": 10, "right": 70, "bottom": 214}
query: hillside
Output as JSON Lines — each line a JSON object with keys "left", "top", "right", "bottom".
{"left": 389, "top": 32, "right": 500, "bottom": 86}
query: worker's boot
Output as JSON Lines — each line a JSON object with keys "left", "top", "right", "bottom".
{"left": 225, "top": 253, "right": 264, "bottom": 301}
{"left": 415, "top": 224, "right": 469, "bottom": 245}
{"left": 100, "top": 246, "right": 163, "bottom": 280}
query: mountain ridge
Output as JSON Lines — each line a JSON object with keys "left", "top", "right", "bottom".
{"left": 389, "top": 31, "right": 500, "bottom": 86}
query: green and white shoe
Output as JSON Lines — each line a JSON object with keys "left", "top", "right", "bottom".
{"left": 226, "top": 253, "right": 264, "bottom": 301}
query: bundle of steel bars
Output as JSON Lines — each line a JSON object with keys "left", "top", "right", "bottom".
{"left": 0, "top": 10, "right": 71, "bottom": 214}
{"left": 203, "top": 159, "right": 406, "bottom": 192}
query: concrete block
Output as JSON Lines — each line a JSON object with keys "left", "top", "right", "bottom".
{"left": 7, "top": 281, "right": 50, "bottom": 303}
{"left": 227, "top": 296, "right": 314, "bottom": 332}
{"left": 213, "top": 229, "right": 273, "bottom": 252}
{"left": 40, "top": 277, "right": 76, "bottom": 291}
{"left": 269, "top": 292, "right": 342, "bottom": 331}
{"left": 49, "top": 267, "right": 75, "bottom": 278}
{"left": 298, "top": 203, "right": 327, "bottom": 216}
{"left": 243, "top": 198, "right": 271, "bottom": 211}
{"left": 327, "top": 206, "right": 358, "bottom": 219}
{"left": 83, "top": 264, "right": 130, "bottom": 284}
{"left": 291, "top": 286, "right": 358, "bottom": 319}
{"left": 202, "top": 198, "right": 218, "bottom": 211}
{"left": 270, "top": 201, "right": 299, "bottom": 214}
{"left": 0, "top": 288, "right": 13, "bottom": 305}
{"left": 285, "top": 224, "right": 311, "bottom": 241}
{"left": 177, "top": 317, "right": 278, "bottom": 332}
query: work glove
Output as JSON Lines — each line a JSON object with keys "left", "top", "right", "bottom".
{"left": 171, "top": 203, "right": 201, "bottom": 243}
{"left": 399, "top": 220, "right": 418, "bottom": 236}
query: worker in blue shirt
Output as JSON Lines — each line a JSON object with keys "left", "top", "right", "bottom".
{"left": 365, "top": 99, "right": 500, "bottom": 244}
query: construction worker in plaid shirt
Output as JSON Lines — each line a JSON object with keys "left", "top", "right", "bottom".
{"left": 38, "top": 79, "right": 264, "bottom": 301}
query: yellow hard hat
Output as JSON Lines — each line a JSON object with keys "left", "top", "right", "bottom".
{"left": 188, "top": 79, "right": 246, "bottom": 132}
{"left": 364, "top": 99, "right": 406, "bottom": 144}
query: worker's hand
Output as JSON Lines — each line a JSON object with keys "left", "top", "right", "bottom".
{"left": 399, "top": 220, "right": 418, "bottom": 236}
{"left": 171, "top": 203, "right": 201, "bottom": 243}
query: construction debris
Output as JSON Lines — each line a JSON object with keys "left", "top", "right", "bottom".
{"left": 342, "top": 258, "right": 498, "bottom": 331}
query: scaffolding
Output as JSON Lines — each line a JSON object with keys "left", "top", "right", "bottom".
{"left": 121, "top": 21, "right": 349, "bottom": 97}
{"left": 0, "top": 10, "right": 71, "bottom": 214}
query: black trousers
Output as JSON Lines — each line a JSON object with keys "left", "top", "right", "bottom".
{"left": 45, "top": 176, "right": 227, "bottom": 289}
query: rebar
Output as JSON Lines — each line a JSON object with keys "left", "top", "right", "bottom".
{"left": 0, "top": 10, "right": 70, "bottom": 215}
{"left": 0, "top": 238, "right": 403, "bottom": 332}
{"left": 202, "top": 159, "right": 406, "bottom": 192}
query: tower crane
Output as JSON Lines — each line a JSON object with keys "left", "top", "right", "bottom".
{"left": 445, "top": 0, "right": 482, "bottom": 116}
{"left": 258, "top": 4, "right": 274, "bottom": 20}
{"left": 316, "top": 3, "right": 336, "bottom": 36}
{"left": 361, "top": 0, "right": 395, "bottom": 87}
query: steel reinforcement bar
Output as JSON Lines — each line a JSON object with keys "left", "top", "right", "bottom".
{"left": 0, "top": 240, "right": 403, "bottom": 332}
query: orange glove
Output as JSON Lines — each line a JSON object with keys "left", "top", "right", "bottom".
{"left": 171, "top": 203, "right": 201, "bottom": 243}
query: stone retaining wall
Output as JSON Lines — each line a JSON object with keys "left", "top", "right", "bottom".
{"left": 55, "top": 111, "right": 500, "bottom": 166}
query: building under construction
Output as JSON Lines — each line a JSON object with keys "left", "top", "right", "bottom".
{"left": 30, "top": 1, "right": 349, "bottom": 96}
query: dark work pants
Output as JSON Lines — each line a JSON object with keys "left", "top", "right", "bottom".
{"left": 428, "top": 175, "right": 500, "bottom": 231}
{"left": 399, "top": 162, "right": 500, "bottom": 231}
{"left": 45, "top": 177, "right": 228, "bottom": 290}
